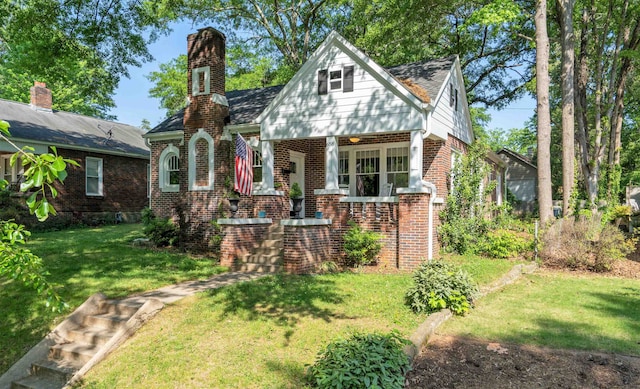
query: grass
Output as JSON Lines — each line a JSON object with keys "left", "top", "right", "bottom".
{"left": 80, "top": 255, "right": 516, "bottom": 388}
{"left": 0, "top": 223, "right": 226, "bottom": 374}
{"left": 439, "top": 270, "right": 640, "bottom": 356}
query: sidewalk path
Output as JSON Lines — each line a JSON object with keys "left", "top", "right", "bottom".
{"left": 123, "top": 271, "right": 268, "bottom": 305}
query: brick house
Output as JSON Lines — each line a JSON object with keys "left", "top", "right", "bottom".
{"left": 144, "top": 27, "right": 504, "bottom": 272}
{"left": 0, "top": 83, "right": 149, "bottom": 222}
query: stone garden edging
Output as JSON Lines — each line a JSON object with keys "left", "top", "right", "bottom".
{"left": 404, "top": 262, "right": 539, "bottom": 359}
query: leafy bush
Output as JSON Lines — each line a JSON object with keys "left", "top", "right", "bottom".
{"left": 439, "top": 142, "right": 496, "bottom": 254}
{"left": 343, "top": 221, "right": 384, "bottom": 267}
{"left": 141, "top": 207, "right": 179, "bottom": 247}
{"left": 478, "top": 229, "right": 532, "bottom": 259}
{"left": 405, "top": 260, "right": 478, "bottom": 315}
{"left": 306, "top": 331, "right": 411, "bottom": 389}
{"left": 540, "top": 215, "right": 635, "bottom": 272}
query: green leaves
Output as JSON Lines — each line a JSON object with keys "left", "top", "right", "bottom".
{"left": 16, "top": 145, "right": 78, "bottom": 221}
{"left": 343, "top": 220, "right": 384, "bottom": 267}
{"left": 307, "top": 331, "right": 411, "bottom": 388}
{"left": 0, "top": 120, "right": 10, "bottom": 136}
{"left": 405, "top": 260, "right": 478, "bottom": 315}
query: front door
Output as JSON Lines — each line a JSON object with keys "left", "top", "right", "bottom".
{"left": 290, "top": 151, "right": 305, "bottom": 218}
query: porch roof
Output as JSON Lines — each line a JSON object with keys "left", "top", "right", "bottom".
{"left": 146, "top": 57, "right": 455, "bottom": 136}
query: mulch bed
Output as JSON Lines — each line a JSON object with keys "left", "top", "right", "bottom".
{"left": 405, "top": 243, "right": 640, "bottom": 389}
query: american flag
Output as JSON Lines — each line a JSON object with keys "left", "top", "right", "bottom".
{"left": 234, "top": 134, "right": 253, "bottom": 195}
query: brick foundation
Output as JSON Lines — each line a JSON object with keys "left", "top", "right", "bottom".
{"left": 219, "top": 222, "right": 270, "bottom": 268}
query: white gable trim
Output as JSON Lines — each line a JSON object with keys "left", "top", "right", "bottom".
{"left": 255, "top": 31, "right": 426, "bottom": 124}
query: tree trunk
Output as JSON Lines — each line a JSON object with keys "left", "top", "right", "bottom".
{"left": 536, "top": 0, "right": 553, "bottom": 223}
{"left": 557, "top": 0, "right": 575, "bottom": 216}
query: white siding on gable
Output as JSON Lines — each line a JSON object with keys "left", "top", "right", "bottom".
{"left": 430, "top": 66, "right": 473, "bottom": 144}
{"left": 261, "top": 44, "right": 424, "bottom": 140}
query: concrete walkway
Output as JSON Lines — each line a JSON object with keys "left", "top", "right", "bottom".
{"left": 0, "top": 271, "right": 268, "bottom": 389}
{"left": 122, "top": 271, "right": 268, "bottom": 305}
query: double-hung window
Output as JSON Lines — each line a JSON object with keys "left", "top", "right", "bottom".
{"left": 86, "top": 157, "right": 103, "bottom": 196}
{"left": 253, "top": 149, "right": 263, "bottom": 188}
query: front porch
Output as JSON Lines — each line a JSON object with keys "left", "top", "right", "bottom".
{"left": 217, "top": 131, "right": 447, "bottom": 273}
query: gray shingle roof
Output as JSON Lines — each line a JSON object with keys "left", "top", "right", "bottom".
{"left": 147, "top": 57, "right": 454, "bottom": 135}
{"left": 0, "top": 99, "right": 149, "bottom": 157}
{"left": 385, "top": 56, "right": 456, "bottom": 100}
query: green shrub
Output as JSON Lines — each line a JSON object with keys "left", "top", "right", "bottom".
{"left": 478, "top": 229, "right": 532, "bottom": 259}
{"left": 141, "top": 207, "right": 179, "bottom": 247}
{"left": 343, "top": 221, "right": 384, "bottom": 267}
{"left": 306, "top": 331, "right": 411, "bottom": 389}
{"left": 405, "top": 260, "right": 478, "bottom": 315}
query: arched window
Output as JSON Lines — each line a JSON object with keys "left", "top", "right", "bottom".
{"left": 159, "top": 145, "right": 180, "bottom": 192}
{"left": 188, "top": 129, "right": 215, "bottom": 190}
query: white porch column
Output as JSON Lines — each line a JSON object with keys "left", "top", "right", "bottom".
{"left": 261, "top": 140, "right": 275, "bottom": 189}
{"left": 325, "top": 136, "right": 339, "bottom": 190}
{"left": 409, "top": 130, "right": 424, "bottom": 189}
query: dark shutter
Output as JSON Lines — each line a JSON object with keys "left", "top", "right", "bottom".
{"left": 449, "top": 84, "right": 455, "bottom": 106}
{"left": 318, "top": 69, "right": 328, "bottom": 95}
{"left": 343, "top": 65, "right": 354, "bottom": 92}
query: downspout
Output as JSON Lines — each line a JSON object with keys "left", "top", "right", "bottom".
{"left": 422, "top": 180, "right": 437, "bottom": 261}
{"left": 421, "top": 103, "right": 436, "bottom": 261}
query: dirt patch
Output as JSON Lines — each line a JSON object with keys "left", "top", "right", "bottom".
{"left": 406, "top": 335, "right": 640, "bottom": 389}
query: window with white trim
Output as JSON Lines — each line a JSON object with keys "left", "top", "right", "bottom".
{"left": 86, "top": 157, "right": 103, "bottom": 196}
{"left": 386, "top": 147, "right": 409, "bottom": 192}
{"left": 338, "top": 150, "right": 349, "bottom": 188}
{"left": 338, "top": 143, "right": 409, "bottom": 196}
{"left": 159, "top": 145, "right": 180, "bottom": 192}
{"left": 253, "top": 149, "right": 263, "bottom": 187}
{"left": 318, "top": 65, "right": 354, "bottom": 94}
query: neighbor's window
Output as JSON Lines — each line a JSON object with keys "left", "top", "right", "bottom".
{"left": 86, "top": 157, "right": 103, "bottom": 196}
{"left": 386, "top": 147, "right": 409, "bottom": 192}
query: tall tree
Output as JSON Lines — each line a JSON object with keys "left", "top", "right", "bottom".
{"left": 535, "top": 0, "right": 553, "bottom": 223}
{"left": 557, "top": 0, "right": 575, "bottom": 215}
{"left": 146, "top": 0, "right": 338, "bottom": 70}
{"left": 339, "top": 0, "right": 536, "bottom": 109}
{"left": 0, "top": 0, "right": 161, "bottom": 118}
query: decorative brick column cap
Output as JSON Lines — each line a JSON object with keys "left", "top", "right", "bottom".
{"left": 217, "top": 218, "right": 273, "bottom": 225}
{"left": 281, "top": 219, "right": 332, "bottom": 226}
{"left": 314, "top": 189, "right": 349, "bottom": 195}
{"left": 252, "top": 189, "right": 285, "bottom": 196}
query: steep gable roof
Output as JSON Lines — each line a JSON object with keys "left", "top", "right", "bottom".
{"left": 147, "top": 57, "right": 456, "bottom": 135}
{"left": 0, "top": 99, "right": 148, "bottom": 158}
{"left": 498, "top": 148, "right": 537, "bottom": 169}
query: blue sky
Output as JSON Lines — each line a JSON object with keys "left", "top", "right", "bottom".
{"left": 109, "top": 23, "right": 535, "bottom": 133}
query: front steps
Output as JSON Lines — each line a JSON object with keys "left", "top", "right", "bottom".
{"left": 6, "top": 297, "right": 157, "bottom": 389}
{"left": 235, "top": 224, "right": 284, "bottom": 273}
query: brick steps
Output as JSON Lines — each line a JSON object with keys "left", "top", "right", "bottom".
{"left": 235, "top": 225, "right": 283, "bottom": 273}
{"left": 10, "top": 299, "right": 143, "bottom": 389}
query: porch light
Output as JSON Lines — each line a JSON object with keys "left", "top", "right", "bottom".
{"left": 349, "top": 137, "right": 360, "bottom": 143}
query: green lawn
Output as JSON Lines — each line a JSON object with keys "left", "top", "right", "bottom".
{"left": 80, "top": 257, "right": 517, "bottom": 388}
{"left": 0, "top": 224, "right": 226, "bottom": 373}
{"left": 440, "top": 270, "right": 640, "bottom": 356}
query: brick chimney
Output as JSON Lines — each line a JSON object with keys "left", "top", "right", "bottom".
{"left": 184, "top": 27, "right": 227, "bottom": 128}
{"left": 30, "top": 81, "right": 53, "bottom": 112}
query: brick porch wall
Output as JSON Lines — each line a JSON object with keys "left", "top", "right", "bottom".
{"left": 283, "top": 224, "right": 331, "bottom": 274}
{"left": 219, "top": 223, "right": 270, "bottom": 268}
